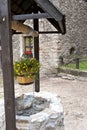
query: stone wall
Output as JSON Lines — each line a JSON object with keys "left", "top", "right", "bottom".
{"left": 39, "top": 19, "right": 59, "bottom": 76}
{"left": 52, "top": 0, "right": 87, "bottom": 58}
{"left": 13, "top": 0, "right": 87, "bottom": 76}
{"left": 13, "top": 35, "right": 20, "bottom": 62}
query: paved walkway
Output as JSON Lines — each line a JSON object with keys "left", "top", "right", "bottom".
{"left": 0, "top": 74, "right": 87, "bottom": 130}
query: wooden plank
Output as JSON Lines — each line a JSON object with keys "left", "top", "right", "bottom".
{"left": 0, "top": 0, "right": 16, "bottom": 130}
{"left": 12, "top": 21, "right": 38, "bottom": 37}
{"left": 47, "top": 18, "right": 61, "bottom": 32}
{"left": 47, "top": 17, "right": 66, "bottom": 34}
{"left": 39, "top": 31, "right": 60, "bottom": 34}
{"left": 12, "top": 13, "right": 52, "bottom": 20}
{"left": 33, "top": 17, "right": 40, "bottom": 92}
{"left": 35, "top": 0, "right": 63, "bottom": 21}
{"left": 35, "top": 0, "right": 66, "bottom": 34}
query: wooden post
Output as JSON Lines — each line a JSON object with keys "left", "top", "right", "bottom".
{"left": 0, "top": 0, "right": 16, "bottom": 130}
{"left": 59, "top": 56, "right": 64, "bottom": 66}
{"left": 33, "top": 16, "right": 40, "bottom": 92}
{"left": 76, "top": 58, "right": 79, "bottom": 69}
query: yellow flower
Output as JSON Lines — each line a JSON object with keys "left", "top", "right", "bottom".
{"left": 14, "top": 58, "right": 40, "bottom": 79}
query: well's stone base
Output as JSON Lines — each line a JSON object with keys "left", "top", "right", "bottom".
{"left": 16, "top": 92, "right": 64, "bottom": 130}
{"left": 0, "top": 92, "right": 64, "bottom": 130}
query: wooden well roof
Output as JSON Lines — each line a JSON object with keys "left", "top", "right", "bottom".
{"left": 0, "top": 1, "right": 66, "bottom": 129}
{"left": 11, "top": 0, "right": 66, "bottom": 34}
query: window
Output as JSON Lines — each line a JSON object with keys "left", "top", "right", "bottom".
{"left": 24, "top": 36, "right": 33, "bottom": 58}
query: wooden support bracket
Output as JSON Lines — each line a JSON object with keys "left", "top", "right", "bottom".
{"left": 12, "top": 21, "right": 38, "bottom": 37}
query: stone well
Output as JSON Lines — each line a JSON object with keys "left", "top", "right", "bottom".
{"left": 16, "top": 92, "right": 64, "bottom": 130}
{"left": 0, "top": 92, "right": 64, "bottom": 130}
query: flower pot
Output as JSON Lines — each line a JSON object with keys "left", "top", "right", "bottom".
{"left": 17, "top": 76, "right": 34, "bottom": 85}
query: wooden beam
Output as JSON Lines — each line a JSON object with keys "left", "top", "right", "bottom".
{"left": 34, "top": 0, "right": 63, "bottom": 21}
{"left": 35, "top": 0, "right": 66, "bottom": 34}
{"left": 47, "top": 18, "right": 61, "bottom": 32}
{"left": 0, "top": 0, "right": 16, "bottom": 130}
{"left": 12, "top": 13, "right": 52, "bottom": 20}
{"left": 12, "top": 21, "right": 38, "bottom": 37}
{"left": 33, "top": 16, "right": 40, "bottom": 92}
{"left": 47, "top": 18, "right": 66, "bottom": 34}
{"left": 39, "top": 31, "right": 60, "bottom": 34}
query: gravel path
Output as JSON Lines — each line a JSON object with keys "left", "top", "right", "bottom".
{"left": 0, "top": 74, "right": 87, "bottom": 130}
{"left": 39, "top": 76, "right": 87, "bottom": 130}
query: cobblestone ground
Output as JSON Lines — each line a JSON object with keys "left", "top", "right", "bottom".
{"left": 0, "top": 73, "right": 87, "bottom": 130}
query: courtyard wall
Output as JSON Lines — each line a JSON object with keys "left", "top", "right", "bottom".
{"left": 13, "top": 0, "right": 87, "bottom": 77}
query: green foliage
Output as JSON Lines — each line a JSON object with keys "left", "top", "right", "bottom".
{"left": 14, "top": 58, "right": 40, "bottom": 80}
{"left": 61, "top": 60, "right": 87, "bottom": 71}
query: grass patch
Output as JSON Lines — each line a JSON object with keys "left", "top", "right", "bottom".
{"left": 62, "top": 60, "right": 87, "bottom": 71}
